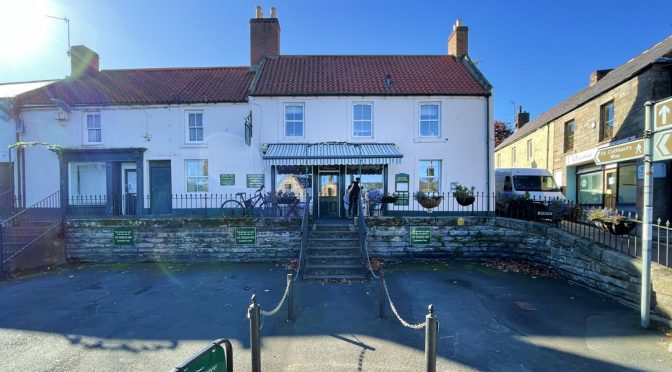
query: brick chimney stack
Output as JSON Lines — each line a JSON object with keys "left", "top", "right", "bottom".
{"left": 448, "top": 19, "right": 468, "bottom": 58}
{"left": 589, "top": 69, "right": 613, "bottom": 87}
{"left": 70, "top": 45, "right": 99, "bottom": 78}
{"left": 250, "top": 5, "right": 280, "bottom": 68}
{"left": 515, "top": 106, "right": 530, "bottom": 129}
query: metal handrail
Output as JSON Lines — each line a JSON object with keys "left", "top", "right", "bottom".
{"left": 357, "top": 195, "right": 367, "bottom": 272}
{"left": 298, "top": 195, "right": 311, "bottom": 279}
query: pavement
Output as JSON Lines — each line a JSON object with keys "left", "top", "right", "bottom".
{"left": 1, "top": 261, "right": 671, "bottom": 371}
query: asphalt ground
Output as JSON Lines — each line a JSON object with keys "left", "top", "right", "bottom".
{"left": 1, "top": 262, "right": 671, "bottom": 371}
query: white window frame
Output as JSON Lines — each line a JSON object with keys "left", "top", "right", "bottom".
{"left": 418, "top": 159, "right": 442, "bottom": 193}
{"left": 68, "top": 162, "right": 107, "bottom": 205}
{"left": 512, "top": 147, "right": 517, "bottom": 164}
{"left": 526, "top": 139, "right": 533, "bottom": 160}
{"left": 419, "top": 102, "right": 441, "bottom": 138}
{"left": 284, "top": 103, "right": 304, "bottom": 138}
{"left": 84, "top": 112, "right": 102, "bottom": 144}
{"left": 185, "top": 160, "right": 209, "bottom": 193}
{"left": 185, "top": 111, "right": 204, "bottom": 143}
{"left": 352, "top": 102, "right": 373, "bottom": 138}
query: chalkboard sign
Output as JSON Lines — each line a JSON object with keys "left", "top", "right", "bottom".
{"left": 113, "top": 227, "right": 134, "bottom": 245}
{"left": 235, "top": 227, "right": 256, "bottom": 245}
{"left": 410, "top": 226, "right": 431, "bottom": 245}
{"left": 220, "top": 174, "right": 235, "bottom": 186}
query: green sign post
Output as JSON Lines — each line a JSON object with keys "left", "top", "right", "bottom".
{"left": 395, "top": 173, "right": 409, "bottom": 192}
{"left": 235, "top": 227, "right": 256, "bottom": 245}
{"left": 410, "top": 226, "right": 431, "bottom": 245}
{"left": 220, "top": 174, "right": 235, "bottom": 186}
{"left": 246, "top": 174, "right": 264, "bottom": 188}
{"left": 112, "top": 227, "right": 134, "bottom": 245}
{"left": 172, "top": 339, "right": 233, "bottom": 372}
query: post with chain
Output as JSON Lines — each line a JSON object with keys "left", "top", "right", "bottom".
{"left": 287, "top": 273, "right": 294, "bottom": 322}
{"left": 378, "top": 269, "right": 385, "bottom": 319}
{"left": 248, "top": 294, "right": 261, "bottom": 372}
{"left": 425, "top": 304, "right": 438, "bottom": 372}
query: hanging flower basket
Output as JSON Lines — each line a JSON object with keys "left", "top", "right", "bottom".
{"left": 381, "top": 195, "right": 398, "bottom": 204}
{"left": 588, "top": 208, "right": 636, "bottom": 235}
{"left": 419, "top": 198, "right": 442, "bottom": 209}
{"left": 453, "top": 184, "right": 475, "bottom": 207}
{"left": 455, "top": 195, "right": 475, "bottom": 207}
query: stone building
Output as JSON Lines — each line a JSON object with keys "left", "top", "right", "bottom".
{"left": 496, "top": 35, "right": 672, "bottom": 218}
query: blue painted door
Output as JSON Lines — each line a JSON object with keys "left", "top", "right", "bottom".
{"left": 149, "top": 161, "right": 171, "bottom": 215}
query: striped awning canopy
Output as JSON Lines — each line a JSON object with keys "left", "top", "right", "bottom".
{"left": 263, "top": 143, "right": 403, "bottom": 166}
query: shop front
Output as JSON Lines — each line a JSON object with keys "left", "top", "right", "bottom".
{"left": 263, "top": 142, "right": 401, "bottom": 219}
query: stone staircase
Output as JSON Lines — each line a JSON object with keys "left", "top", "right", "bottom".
{"left": 303, "top": 222, "right": 367, "bottom": 282}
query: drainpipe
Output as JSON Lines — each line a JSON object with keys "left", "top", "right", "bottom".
{"left": 485, "top": 95, "right": 491, "bottom": 213}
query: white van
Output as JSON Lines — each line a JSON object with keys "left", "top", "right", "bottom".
{"left": 495, "top": 168, "right": 566, "bottom": 218}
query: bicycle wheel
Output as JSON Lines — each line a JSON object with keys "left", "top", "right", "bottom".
{"left": 260, "top": 201, "right": 281, "bottom": 218}
{"left": 221, "top": 200, "right": 244, "bottom": 218}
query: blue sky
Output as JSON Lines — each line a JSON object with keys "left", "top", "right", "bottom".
{"left": 1, "top": 0, "right": 671, "bottom": 124}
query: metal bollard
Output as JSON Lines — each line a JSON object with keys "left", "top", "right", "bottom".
{"left": 425, "top": 304, "right": 438, "bottom": 372}
{"left": 379, "top": 269, "right": 385, "bottom": 319}
{"left": 248, "top": 294, "right": 261, "bottom": 372}
{"left": 287, "top": 273, "right": 294, "bottom": 322}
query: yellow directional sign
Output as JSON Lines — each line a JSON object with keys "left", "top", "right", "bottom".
{"left": 593, "top": 139, "right": 645, "bottom": 165}
{"left": 654, "top": 129, "right": 672, "bottom": 161}
{"left": 654, "top": 97, "right": 672, "bottom": 130}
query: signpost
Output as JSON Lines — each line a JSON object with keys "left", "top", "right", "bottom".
{"left": 654, "top": 96, "right": 672, "bottom": 130}
{"left": 593, "top": 139, "right": 645, "bottom": 165}
{"left": 220, "top": 174, "right": 235, "bottom": 186}
{"left": 172, "top": 339, "right": 233, "bottom": 372}
{"left": 653, "top": 129, "right": 672, "bottom": 161}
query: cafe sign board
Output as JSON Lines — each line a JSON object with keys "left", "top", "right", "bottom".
{"left": 235, "top": 227, "right": 256, "bottom": 245}
{"left": 113, "top": 227, "right": 134, "bottom": 245}
{"left": 395, "top": 173, "right": 409, "bottom": 192}
{"left": 593, "top": 139, "right": 644, "bottom": 165}
{"left": 246, "top": 174, "right": 264, "bottom": 188}
{"left": 410, "top": 226, "right": 431, "bottom": 245}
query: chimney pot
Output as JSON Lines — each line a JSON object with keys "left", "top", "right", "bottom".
{"left": 256, "top": 5, "right": 263, "bottom": 18}
{"left": 270, "top": 7, "right": 277, "bottom": 18}
{"left": 515, "top": 106, "right": 530, "bottom": 129}
{"left": 448, "top": 19, "right": 469, "bottom": 58}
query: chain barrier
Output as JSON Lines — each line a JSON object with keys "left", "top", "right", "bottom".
{"left": 259, "top": 277, "right": 292, "bottom": 317}
{"left": 382, "top": 277, "right": 426, "bottom": 329}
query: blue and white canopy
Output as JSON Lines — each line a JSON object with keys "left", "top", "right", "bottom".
{"left": 262, "top": 143, "right": 403, "bottom": 166}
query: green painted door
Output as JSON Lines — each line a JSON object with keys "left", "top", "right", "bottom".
{"left": 318, "top": 172, "right": 339, "bottom": 218}
{"left": 149, "top": 161, "right": 172, "bottom": 215}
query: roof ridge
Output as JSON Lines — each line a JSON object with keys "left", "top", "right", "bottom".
{"left": 101, "top": 66, "right": 251, "bottom": 73}
{"left": 0, "top": 79, "right": 58, "bottom": 86}
{"left": 275, "top": 54, "right": 451, "bottom": 58}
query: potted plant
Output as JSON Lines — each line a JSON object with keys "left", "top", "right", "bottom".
{"left": 587, "top": 208, "right": 636, "bottom": 235}
{"left": 415, "top": 191, "right": 443, "bottom": 211}
{"left": 453, "top": 184, "right": 475, "bottom": 206}
{"left": 381, "top": 193, "right": 398, "bottom": 204}
{"left": 367, "top": 189, "right": 383, "bottom": 216}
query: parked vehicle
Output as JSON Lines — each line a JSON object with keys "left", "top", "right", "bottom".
{"left": 495, "top": 168, "right": 566, "bottom": 221}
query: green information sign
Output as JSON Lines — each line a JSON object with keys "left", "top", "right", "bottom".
{"left": 410, "top": 226, "right": 431, "bottom": 245}
{"left": 395, "top": 173, "right": 410, "bottom": 192}
{"left": 173, "top": 339, "right": 232, "bottom": 372}
{"left": 235, "top": 227, "right": 256, "bottom": 245}
{"left": 246, "top": 174, "right": 265, "bottom": 188}
{"left": 394, "top": 192, "right": 409, "bottom": 206}
{"left": 113, "top": 227, "right": 134, "bottom": 245}
{"left": 220, "top": 174, "right": 235, "bottom": 186}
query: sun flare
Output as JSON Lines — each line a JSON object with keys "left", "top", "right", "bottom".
{"left": 0, "top": 0, "right": 55, "bottom": 65}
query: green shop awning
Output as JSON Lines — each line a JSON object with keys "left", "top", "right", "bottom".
{"left": 262, "top": 143, "right": 403, "bottom": 166}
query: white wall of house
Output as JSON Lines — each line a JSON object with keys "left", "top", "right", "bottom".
{"left": 251, "top": 95, "right": 493, "bottom": 195}
{"left": 20, "top": 103, "right": 255, "bottom": 205}
{"left": 0, "top": 116, "right": 14, "bottom": 163}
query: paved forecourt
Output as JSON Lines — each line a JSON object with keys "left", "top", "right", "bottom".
{"left": 0, "top": 262, "right": 671, "bottom": 371}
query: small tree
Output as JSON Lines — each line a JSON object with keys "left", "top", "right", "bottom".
{"left": 494, "top": 120, "right": 513, "bottom": 146}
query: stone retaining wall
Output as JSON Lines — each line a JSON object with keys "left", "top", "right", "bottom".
{"left": 66, "top": 217, "right": 300, "bottom": 263}
{"left": 366, "top": 216, "right": 672, "bottom": 321}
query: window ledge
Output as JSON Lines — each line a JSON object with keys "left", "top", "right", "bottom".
{"left": 414, "top": 137, "right": 445, "bottom": 143}
{"left": 182, "top": 143, "right": 208, "bottom": 148}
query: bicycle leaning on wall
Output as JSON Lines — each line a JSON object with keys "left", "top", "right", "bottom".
{"left": 220, "top": 186, "right": 280, "bottom": 218}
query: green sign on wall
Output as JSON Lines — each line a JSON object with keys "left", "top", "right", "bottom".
{"left": 410, "top": 226, "right": 431, "bottom": 245}
{"left": 220, "top": 174, "right": 235, "bottom": 186}
{"left": 395, "top": 173, "right": 409, "bottom": 192}
{"left": 113, "top": 227, "right": 134, "bottom": 245}
{"left": 246, "top": 174, "right": 265, "bottom": 188}
{"left": 235, "top": 227, "right": 256, "bottom": 245}
{"left": 394, "top": 192, "right": 409, "bottom": 206}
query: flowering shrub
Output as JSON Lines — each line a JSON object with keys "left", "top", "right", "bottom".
{"left": 587, "top": 208, "right": 631, "bottom": 224}
{"left": 367, "top": 189, "right": 383, "bottom": 204}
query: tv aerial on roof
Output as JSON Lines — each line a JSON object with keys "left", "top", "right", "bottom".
{"left": 46, "top": 15, "right": 71, "bottom": 57}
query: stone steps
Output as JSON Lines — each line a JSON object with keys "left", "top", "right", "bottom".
{"left": 303, "top": 222, "right": 367, "bottom": 282}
